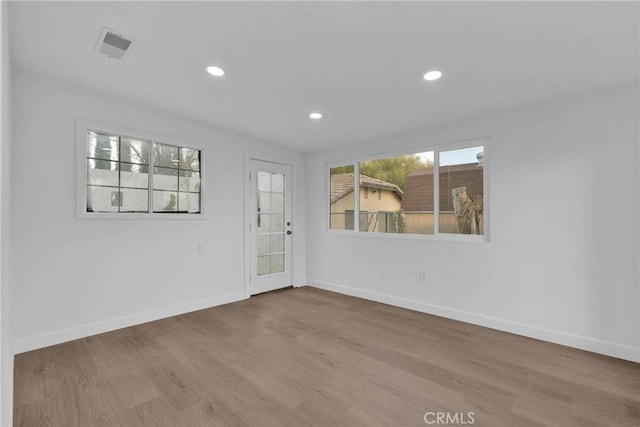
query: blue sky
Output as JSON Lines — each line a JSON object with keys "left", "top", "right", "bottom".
{"left": 417, "top": 145, "right": 483, "bottom": 166}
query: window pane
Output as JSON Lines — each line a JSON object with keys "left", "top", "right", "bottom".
{"left": 121, "top": 164, "right": 149, "bottom": 189}
{"left": 153, "top": 190, "right": 178, "bottom": 212}
{"left": 438, "top": 146, "right": 484, "bottom": 235}
{"left": 87, "top": 186, "right": 119, "bottom": 213}
{"left": 120, "top": 188, "right": 149, "bottom": 213}
{"left": 154, "top": 143, "right": 179, "bottom": 168}
{"left": 329, "top": 165, "right": 355, "bottom": 230}
{"left": 87, "top": 160, "right": 119, "bottom": 187}
{"left": 179, "top": 148, "right": 200, "bottom": 171}
{"left": 401, "top": 152, "right": 435, "bottom": 235}
{"left": 359, "top": 211, "right": 369, "bottom": 232}
{"left": 87, "top": 132, "right": 118, "bottom": 161}
{"left": 154, "top": 167, "right": 178, "bottom": 191}
{"left": 120, "top": 138, "right": 149, "bottom": 165}
{"left": 358, "top": 152, "right": 433, "bottom": 234}
{"left": 178, "top": 192, "right": 200, "bottom": 213}
{"left": 179, "top": 170, "right": 200, "bottom": 192}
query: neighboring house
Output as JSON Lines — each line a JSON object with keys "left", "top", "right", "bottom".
{"left": 330, "top": 173, "right": 403, "bottom": 232}
{"left": 401, "top": 162, "right": 483, "bottom": 234}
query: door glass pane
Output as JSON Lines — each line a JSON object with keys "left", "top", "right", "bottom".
{"left": 271, "top": 254, "right": 284, "bottom": 274}
{"left": 271, "top": 193, "right": 284, "bottom": 213}
{"left": 257, "top": 234, "right": 270, "bottom": 255}
{"left": 258, "top": 171, "right": 271, "bottom": 192}
{"left": 256, "top": 168, "right": 287, "bottom": 277}
{"left": 271, "top": 234, "right": 284, "bottom": 253}
{"left": 271, "top": 214, "right": 284, "bottom": 232}
{"left": 272, "top": 173, "right": 284, "bottom": 192}
{"left": 257, "top": 213, "right": 270, "bottom": 232}
{"left": 259, "top": 192, "right": 271, "bottom": 213}
{"left": 258, "top": 255, "right": 271, "bottom": 276}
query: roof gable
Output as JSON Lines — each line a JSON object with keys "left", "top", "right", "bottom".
{"left": 330, "top": 173, "right": 403, "bottom": 204}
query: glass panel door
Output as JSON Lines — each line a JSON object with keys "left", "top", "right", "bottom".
{"left": 249, "top": 160, "right": 292, "bottom": 295}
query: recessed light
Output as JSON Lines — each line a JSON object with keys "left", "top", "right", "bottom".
{"left": 423, "top": 70, "right": 442, "bottom": 81}
{"left": 309, "top": 112, "right": 323, "bottom": 120}
{"left": 206, "top": 66, "right": 225, "bottom": 77}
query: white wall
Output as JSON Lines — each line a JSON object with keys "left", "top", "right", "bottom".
{"left": 10, "top": 68, "right": 306, "bottom": 352}
{"left": 306, "top": 84, "right": 640, "bottom": 362}
{"left": 0, "top": 2, "right": 13, "bottom": 425}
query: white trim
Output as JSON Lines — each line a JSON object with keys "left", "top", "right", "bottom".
{"left": 13, "top": 292, "right": 246, "bottom": 354}
{"left": 326, "top": 228, "right": 486, "bottom": 242}
{"left": 76, "top": 119, "right": 206, "bottom": 219}
{"left": 307, "top": 280, "right": 640, "bottom": 363}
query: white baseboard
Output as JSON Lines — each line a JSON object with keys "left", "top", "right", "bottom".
{"left": 307, "top": 280, "right": 640, "bottom": 363}
{"left": 12, "top": 292, "right": 247, "bottom": 354}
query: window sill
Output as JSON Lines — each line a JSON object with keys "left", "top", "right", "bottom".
{"left": 327, "top": 228, "right": 488, "bottom": 243}
{"left": 77, "top": 212, "right": 207, "bottom": 220}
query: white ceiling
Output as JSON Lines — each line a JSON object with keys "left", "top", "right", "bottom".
{"left": 8, "top": 1, "right": 639, "bottom": 152}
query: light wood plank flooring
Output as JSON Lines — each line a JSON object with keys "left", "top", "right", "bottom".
{"left": 14, "top": 287, "right": 640, "bottom": 426}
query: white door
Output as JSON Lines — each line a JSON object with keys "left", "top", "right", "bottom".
{"left": 249, "top": 160, "right": 293, "bottom": 295}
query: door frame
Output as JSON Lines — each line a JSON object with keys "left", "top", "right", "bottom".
{"left": 244, "top": 152, "right": 296, "bottom": 298}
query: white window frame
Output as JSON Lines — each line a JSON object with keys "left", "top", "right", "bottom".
{"left": 76, "top": 119, "right": 206, "bottom": 219}
{"left": 327, "top": 137, "right": 489, "bottom": 242}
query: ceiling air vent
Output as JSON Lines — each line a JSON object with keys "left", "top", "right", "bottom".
{"left": 95, "top": 27, "right": 135, "bottom": 61}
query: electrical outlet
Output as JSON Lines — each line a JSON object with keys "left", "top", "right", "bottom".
{"left": 418, "top": 271, "right": 427, "bottom": 284}
{"left": 198, "top": 243, "right": 205, "bottom": 254}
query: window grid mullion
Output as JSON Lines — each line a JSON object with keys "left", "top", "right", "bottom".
{"left": 117, "top": 136, "right": 122, "bottom": 213}
{"left": 148, "top": 141, "right": 154, "bottom": 214}
{"left": 433, "top": 150, "right": 440, "bottom": 236}
{"left": 354, "top": 162, "right": 360, "bottom": 233}
{"left": 177, "top": 154, "right": 182, "bottom": 213}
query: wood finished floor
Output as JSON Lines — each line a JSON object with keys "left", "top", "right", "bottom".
{"left": 14, "top": 287, "right": 640, "bottom": 427}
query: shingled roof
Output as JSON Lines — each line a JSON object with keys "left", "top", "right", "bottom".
{"left": 330, "top": 173, "right": 403, "bottom": 204}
